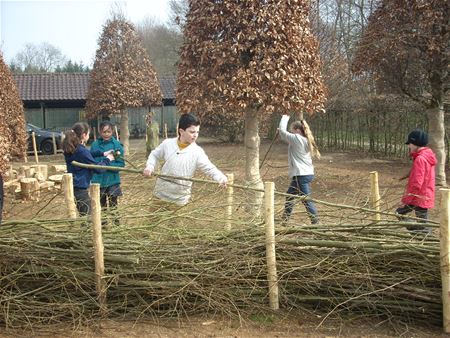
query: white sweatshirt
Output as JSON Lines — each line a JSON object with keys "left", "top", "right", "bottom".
{"left": 145, "top": 138, "right": 227, "bottom": 205}
{"left": 278, "top": 115, "right": 314, "bottom": 178}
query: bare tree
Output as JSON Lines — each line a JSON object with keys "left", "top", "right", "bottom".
{"left": 177, "top": 0, "right": 326, "bottom": 214}
{"left": 86, "top": 14, "right": 162, "bottom": 155}
{"left": 168, "top": 0, "right": 189, "bottom": 30}
{"left": 353, "top": 0, "right": 449, "bottom": 185}
{"left": 10, "top": 42, "right": 67, "bottom": 73}
{"left": 137, "top": 18, "right": 183, "bottom": 76}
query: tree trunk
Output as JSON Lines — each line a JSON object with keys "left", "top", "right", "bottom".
{"left": 245, "top": 109, "right": 264, "bottom": 218}
{"left": 120, "top": 113, "right": 130, "bottom": 156}
{"left": 427, "top": 105, "right": 446, "bottom": 186}
{"left": 146, "top": 122, "right": 159, "bottom": 158}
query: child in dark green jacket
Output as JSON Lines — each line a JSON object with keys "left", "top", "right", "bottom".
{"left": 90, "top": 121, "right": 125, "bottom": 225}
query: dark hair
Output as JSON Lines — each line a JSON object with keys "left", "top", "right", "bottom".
{"left": 62, "top": 122, "right": 90, "bottom": 154}
{"left": 99, "top": 121, "right": 114, "bottom": 132}
{"left": 406, "top": 129, "right": 428, "bottom": 147}
{"left": 178, "top": 113, "right": 200, "bottom": 136}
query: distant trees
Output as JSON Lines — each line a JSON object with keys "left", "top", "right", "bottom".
{"left": 55, "top": 61, "right": 90, "bottom": 73}
{"left": 8, "top": 42, "right": 89, "bottom": 73}
{"left": 136, "top": 18, "right": 183, "bottom": 76}
{"left": 9, "top": 42, "right": 67, "bottom": 73}
{"left": 177, "top": 0, "right": 326, "bottom": 213}
{"left": 86, "top": 15, "right": 162, "bottom": 155}
{"left": 353, "top": 0, "right": 449, "bottom": 185}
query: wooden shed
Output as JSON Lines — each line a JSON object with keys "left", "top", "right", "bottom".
{"left": 13, "top": 73, "right": 178, "bottom": 134}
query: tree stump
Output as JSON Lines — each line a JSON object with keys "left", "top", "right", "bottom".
{"left": 20, "top": 177, "right": 40, "bottom": 201}
{"left": 31, "top": 164, "right": 48, "bottom": 180}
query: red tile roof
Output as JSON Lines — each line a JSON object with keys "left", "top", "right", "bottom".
{"left": 13, "top": 73, "right": 175, "bottom": 101}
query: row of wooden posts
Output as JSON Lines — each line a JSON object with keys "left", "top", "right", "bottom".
{"left": 60, "top": 171, "right": 450, "bottom": 332}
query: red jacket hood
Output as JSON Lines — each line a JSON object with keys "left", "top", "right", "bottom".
{"left": 411, "top": 147, "right": 437, "bottom": 166}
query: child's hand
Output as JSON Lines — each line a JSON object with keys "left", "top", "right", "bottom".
{"left": 105, "top": 153, "right": 115, "bottom": 161}
{"left": 143, "top": 167, "right": 153, "bottom": 177}
{"left": 103, "top": 150, "right": 113, "bottom": 157}
{"left": 218, "top": 177, "right": 228, "bottom": 188}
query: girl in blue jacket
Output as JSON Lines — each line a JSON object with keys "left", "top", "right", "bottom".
{"left": 63, "top": 122, "right": 114, "bottom": 219}
{"left": 90, "top": 121, "right": 125, "bottom": 225}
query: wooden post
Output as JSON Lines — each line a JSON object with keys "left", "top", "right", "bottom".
{"left": 52, "top": 133, "right": 57, "bottom": 155}
{"left": 370, "top": 171, "right": 381, "bottom": 222}
{"left": 264, "top": 181, "right": 279, "bottom": 310}
{"left": 90, "top": 183, "right": 107, "bottom": 315}
{"left": 114, "top": 125, "right": 119, "bottom": 140}
{"left": 31, "top": 131, "right": 39, "bottom": 163}
{"left": 164, "top": 123, "right": 168, "bottom": 139}
{"left": 440, "top": 188, "right": 450, "bottom": 332}
{"left": 62, "top": 173, "right": 77, "bottom": 219}
{"left": 225, "top": 173, "right": 234, "bottom": 230}
{"left": 93, "top": 127, "right": 97, "bottom": 141}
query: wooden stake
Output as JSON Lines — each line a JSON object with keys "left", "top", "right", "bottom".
{"left": 440, "top": 188, "right": 450, "bottom": 332}
{"left": 225, "top": 173, "right": 234, "bottom": 230}
{"left": 115, "top": 125, "right": 119, "bottom": 140}
{"left": 90, "top": 183, "right": 107, "bottom": 315}
{"left": 31, "top": 131, "right": 39, "bottom": 163}
{"left": 370, "top": 171, "right": 381, "bottom": 222}
{"left": 62, "top": 173, "right": 77, "bottom": 219}
{"left": 52, "top": 133, "right": 57, "bottom": 155}
{"left": 93, "top": 127, "right": 97, "bottom": 141}
{"left": 264, "top": 181, "right": 279, "bottom": 310}
{"left": 164, "top": 123, "right": 168, "bottom": 139}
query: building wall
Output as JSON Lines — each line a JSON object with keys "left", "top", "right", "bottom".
{"left": 25, "top": 107, "right": 82, "bottom": 131}
{"left": 24, "top": 104, "right": 178, "bottom": 135}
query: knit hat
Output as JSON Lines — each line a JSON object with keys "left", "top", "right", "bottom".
{"left": 405, "top": 129, "right": 428, "bottom": 147}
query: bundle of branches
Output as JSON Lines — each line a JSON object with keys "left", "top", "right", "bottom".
{"left": 0, "top": 216, "right": 441, "bottom": 330}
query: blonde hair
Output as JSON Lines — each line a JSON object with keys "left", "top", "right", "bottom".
{"left": 291, "top": 120, "right": 321, "bottom": 159}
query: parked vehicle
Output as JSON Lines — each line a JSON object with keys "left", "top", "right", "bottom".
{"left": 27, "top": 123, "right": 63, "bottom": 155}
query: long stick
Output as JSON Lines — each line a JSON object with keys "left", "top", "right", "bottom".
{"left": 259, "top": 130, "right": 279, "bottom": 169}
{"left": 70, "top": 161, "right": 440, "bottom": 223}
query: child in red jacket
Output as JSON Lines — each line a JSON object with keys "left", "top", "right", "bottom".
{"left": 396, "top": 129, "right": 437, "bottom": 233}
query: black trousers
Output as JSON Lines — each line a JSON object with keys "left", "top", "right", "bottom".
{"left": 396, "top": 204, "right": 429, "bottom": 231}
{"left": 74, "top": 188, "right": 90, "bottom": 217}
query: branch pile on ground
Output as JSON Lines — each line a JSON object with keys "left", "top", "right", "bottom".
{"left": 0, "top": 217, "right": 441, "bottom": 330}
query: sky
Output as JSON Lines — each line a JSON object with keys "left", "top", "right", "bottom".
{"left": 0, "top": 0, "right": 171, "bottom": 67}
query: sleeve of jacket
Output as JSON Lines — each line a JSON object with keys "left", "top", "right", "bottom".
{"left": 90, "top": 141, "right": 103, "bottom": 158}
{"left": 111, "top": 140, "right": 125, "bottom": 168}
{"left": 278, "top": 115, "right": 298, "bottom": 145}
{"left": 407, "top": 157, "right": 426, "bottom": 196}
{"left": 145, "top": 139, "right": 166, "bottom": 171}
{"left": 81, "top": 147, "right": 111, "bottom": 173}
{"left": 196, "top": 148, "right": 227, "bottom": 182}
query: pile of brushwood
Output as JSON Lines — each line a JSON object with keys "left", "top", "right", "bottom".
{"left": 0, "top": 217, "right": 441, "bottom": 330}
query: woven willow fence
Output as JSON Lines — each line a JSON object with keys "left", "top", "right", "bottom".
{"left": 1, "top": 164, "right": 448, "bottom": 332}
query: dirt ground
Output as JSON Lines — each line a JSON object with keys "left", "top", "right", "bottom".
{"left": 1, "top": 138, "right": 446, "bottom": 337}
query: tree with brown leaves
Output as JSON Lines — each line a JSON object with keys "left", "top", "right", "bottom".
{"left": 177, "top": 0, "right": 326, "bottom": 214}
{"left": 0, "top": 53, "right": 27, "bottom": 224}
{"left": 353, "top": 0, "right": 449, "bottom": 186}
{"left": 86, "top": 15, "right": 162, "bottom": 155}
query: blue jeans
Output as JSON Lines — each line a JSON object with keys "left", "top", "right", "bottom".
{"left": 283, "top": 175, "right": 318, "bottom": 224}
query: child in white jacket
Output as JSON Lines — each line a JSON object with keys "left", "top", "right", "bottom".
{"left": 143, "top": 113, "right": 227, "bottom": 205}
